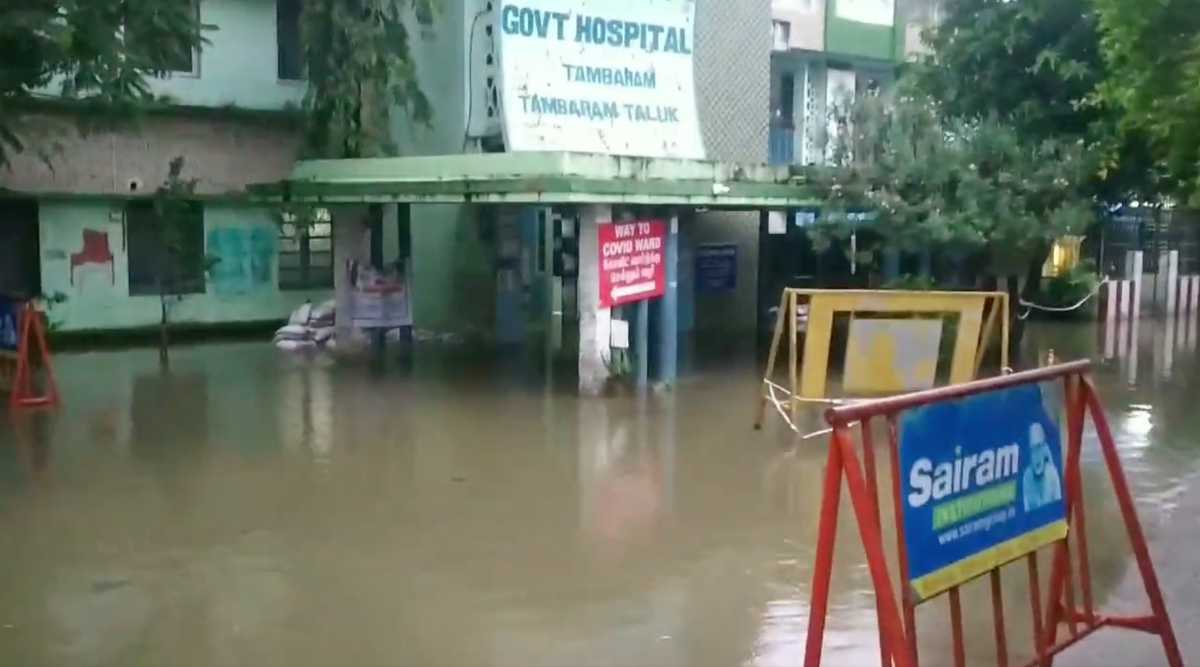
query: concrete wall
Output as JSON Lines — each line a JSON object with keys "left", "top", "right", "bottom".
{"left": 38, "top": 200, "right": 327, "bottom": 332}
{"left": 388, "top": 0, "right": 498, "bottom": 336}
{"left": 771, "top": 0, "right": 826, "bottom": 52}
{"left": 825, "top": 0, "right": 899, "bottom": 61}
{"left": 696, "top": 0, "right": 772, "bottom": 164}
{"left": 0, "top": 112, "right": 302, "bottom": 197}
{"left": 42, "top": 0, "right": 307, "bottom": 112}
{"left": 34, "top": 0, "right": 305, "bottom": 111}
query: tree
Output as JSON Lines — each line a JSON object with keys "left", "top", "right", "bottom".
{"left": 0, "top": 1, "right": 208, "bottom": 167}
{"left": 805, "top": 93, "right": 1096, "bottom": 350}
{"left": 299, "top": 0, "right": 435, "bottom": 159}
{"left": 148, "top": 157, "right": 216, "bottom": 367}
{"left": 809, "top": 94, "right": 1096, "bottom": 275}
{"left": 1093, "top": 0, "right": 1200, "bottom": 205}
{"left": 911, "top": 0, "right": 1151, "bottom": 203}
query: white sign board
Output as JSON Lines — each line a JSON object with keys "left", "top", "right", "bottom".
{"left": 610, "top": 319, "right": 630, "bottom": 349}
{"left": 836, "top": 0, "right": 894, "bottom": 26}
{"left": 768, "top": 210, "right": 787, "bottom": 235}
{"left": 496, "top": 0, "right": 705, "bottom": 159}
{"left": 350, "top": 266, "right": 413, "bottom": 329}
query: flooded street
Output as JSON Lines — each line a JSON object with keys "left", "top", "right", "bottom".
{"left": 2, "top": 320, "right": 1199, "bottom": 667}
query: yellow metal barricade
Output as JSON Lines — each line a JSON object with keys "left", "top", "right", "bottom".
{"left": 755, "top": 289, "right": 1009, "bottom": 432}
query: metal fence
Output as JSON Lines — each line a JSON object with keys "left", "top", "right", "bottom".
{"left": 1094, "top": 209, "right": 1200, "bottom": 277}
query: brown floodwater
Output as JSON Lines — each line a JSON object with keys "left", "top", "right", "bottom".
{"left": 1, "top": 318, "right": 1198, "bottom": 667}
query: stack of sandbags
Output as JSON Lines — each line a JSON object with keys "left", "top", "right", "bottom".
{"left": 274, "top": 300, "right": 338, "bottom": 351}
{"left": 308, "top": 300, "right": 335, "bottom": 346}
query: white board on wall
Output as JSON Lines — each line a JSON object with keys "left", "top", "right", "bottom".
{"left": 496, "top": 0, "right": 706, "bottom": 159}
{"left": 836, "top": 0, "right": 894, "bottom": 26}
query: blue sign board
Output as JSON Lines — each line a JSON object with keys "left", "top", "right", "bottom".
{"left": 899, "top": 383, "right": 1068, "bottom": 600}
{"left": 0, "top": 297, "right": 19, "bottom": 353}
{"left": 695, "top": 244, "right": 737, "bottom": 293}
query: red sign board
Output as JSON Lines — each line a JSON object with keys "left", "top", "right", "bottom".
{"left": 599, "top": 220, "right": 667, "bottom": 308}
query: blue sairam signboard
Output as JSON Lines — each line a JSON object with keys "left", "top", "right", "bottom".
{"left": 899, "top": 383, "right": 1068, "bottom": 600}
{"left": 0, "top": 296, "right": 19, "bottom": 353}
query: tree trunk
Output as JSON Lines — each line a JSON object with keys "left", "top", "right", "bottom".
{"left": 1006, "top": 244, "right": 1052, "bottom": 367}
{"left": 159, "top": 293, "right": 170, "bottom": 369}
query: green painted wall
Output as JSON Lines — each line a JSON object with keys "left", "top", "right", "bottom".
{"left": 409, "top": 204, "right": 497, "bottom": 336}
{"left": 825, "top": 0, "right": 897, "bottom": 62}
{"left": 388, "top": 0, "right": 499, "bottom": 336}
{"left": 152, "top": 0, "right": 306, "bottom": 110}
{"left": 42, "top": 0, "right": 307, "bottom": 111}
{"left": 38, "top": 200, "right": 329, "bottom": 332}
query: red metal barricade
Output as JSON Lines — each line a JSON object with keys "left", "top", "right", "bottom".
{"left": 2, "top": 302, "right": 59, "bottom": 411}
{"left": 802, "top": 360, "right": 1182, "bottom": 667}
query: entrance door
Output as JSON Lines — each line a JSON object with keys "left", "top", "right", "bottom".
{"left": 0, "top": 200, "right": 41, "bottom": 299}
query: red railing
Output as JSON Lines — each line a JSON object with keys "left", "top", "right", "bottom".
{"left": 802, "top": 361, "right": 1182, "bottom": 667}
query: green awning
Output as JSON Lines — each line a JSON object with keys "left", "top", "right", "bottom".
{"left": 254, "top": 151, "right": 820, "bottom": 209}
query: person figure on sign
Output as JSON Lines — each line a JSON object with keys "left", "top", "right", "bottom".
{"left": 1023, "top": 422, "right": 1063, "bottom": 511}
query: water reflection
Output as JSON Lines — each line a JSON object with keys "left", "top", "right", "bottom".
{"left": 1095, "top": 308, "right": 1200, "bottom": 385}
{"left": 0, "top": 325, "right": 1196, "bottom": 666}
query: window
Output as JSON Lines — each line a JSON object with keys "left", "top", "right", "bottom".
{"left": 127, "top": 200, "right": 207, "bottom": 296}
{"left": 0, "top": 200, "right": 41, "bottom": 299}
{"left": 772, "top": 20, "right": 791, "bottom": 51}
{"left": 126, "top": 0, "right": 201, "bottom": 75}
{"left": 279, "top": 213, "right": 333, "bottom": 290}
{"left": 277, "top": 0, "right": 304, "bottom": 80}
{"left": 777, "top": 73, "right": 795, "bottom": 127}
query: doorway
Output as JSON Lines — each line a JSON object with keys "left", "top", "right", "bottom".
{"left": 0, "top": 200, "right": 41, "bottom": 299}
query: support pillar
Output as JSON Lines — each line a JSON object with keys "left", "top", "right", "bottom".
{"left": 578, "top": 205, "right": 613, "bottom": 396}
{"left": 1166, "top": 250, "right": 1180, "bottom": 316}
{"left": 918, "top": 249, "right": 932, "bottom": 279}
{"left": 655, "top": 214, "right": 680, "bottom": 386}
{"left": 635, "top": 299, "right": 649, "bottom": 387}
{"left": 1125, "top": 250, "right": 1143, "bottom": 318}
{"left": 368, "top": 205, "right": 386, "bottom": 358}
{"left": 882, "top": 248, "right": 900, "bottom": 283}
{"left": 332, "top": 205, "right": 371, "bottom": 354}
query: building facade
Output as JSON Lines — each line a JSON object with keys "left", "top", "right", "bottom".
{"left": 0, "top": 0, "right": 327, "bottom": 333}
{"left": 768, "top": 0, "right": 940, "bottom": 165}
{"left": 1, "top": 0, "right": 772, "bottom": 340}
{"left": 363, "top": 0, "right": 773, "bottom": 341}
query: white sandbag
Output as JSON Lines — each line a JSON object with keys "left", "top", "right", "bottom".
{"left": 309, "top": 299, "right": 336, "bottom": 323}
{"left": 288, "top": 301, "right": 313, "bottom": 326}
{"left": 274, "top": 324, "right": 310, "bottom": 341}
{"left": 275, "top": 339, "right": 316, "bottom": 351}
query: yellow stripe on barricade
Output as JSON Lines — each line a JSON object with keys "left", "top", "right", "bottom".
{"left": 911, "top": 520, "right": 1068, "bottom": 601}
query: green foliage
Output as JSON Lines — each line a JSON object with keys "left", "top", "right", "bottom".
{"left": 38, "top": 291, "right": 69, "bottom": 333}
{"left": 1033, "top": 260, "right": 1100, "bottom": 317}
{"left": 804, "top": 94, "right": 1096, "bottom": 277}
{"left": 300, "top": 0, "right": 435, "bottom": 158}
{"left": 1093, "top": 0, "right": 1200, "bottom": 205}
{"left": 0, "top": 1, "right": 210, "bottom": 166}
{"left": 910, "top": 0, "right": 1151, "bottom": 202}
{"left": 882, "top": 274, "right": 937, "bottom": 291}
{"left": 152, "top": 157, "right": 218, "bottom": 297}
{"left": 603, "top": 348, "right": 632, "bottom": 379}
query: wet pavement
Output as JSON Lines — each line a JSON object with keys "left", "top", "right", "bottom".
{"left": 1, "top": 318, "right": 1198, "bottom": 666}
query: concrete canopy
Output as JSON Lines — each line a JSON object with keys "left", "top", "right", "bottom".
{"left": 259, "top": 151, "right": 819, "bottom": 208}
